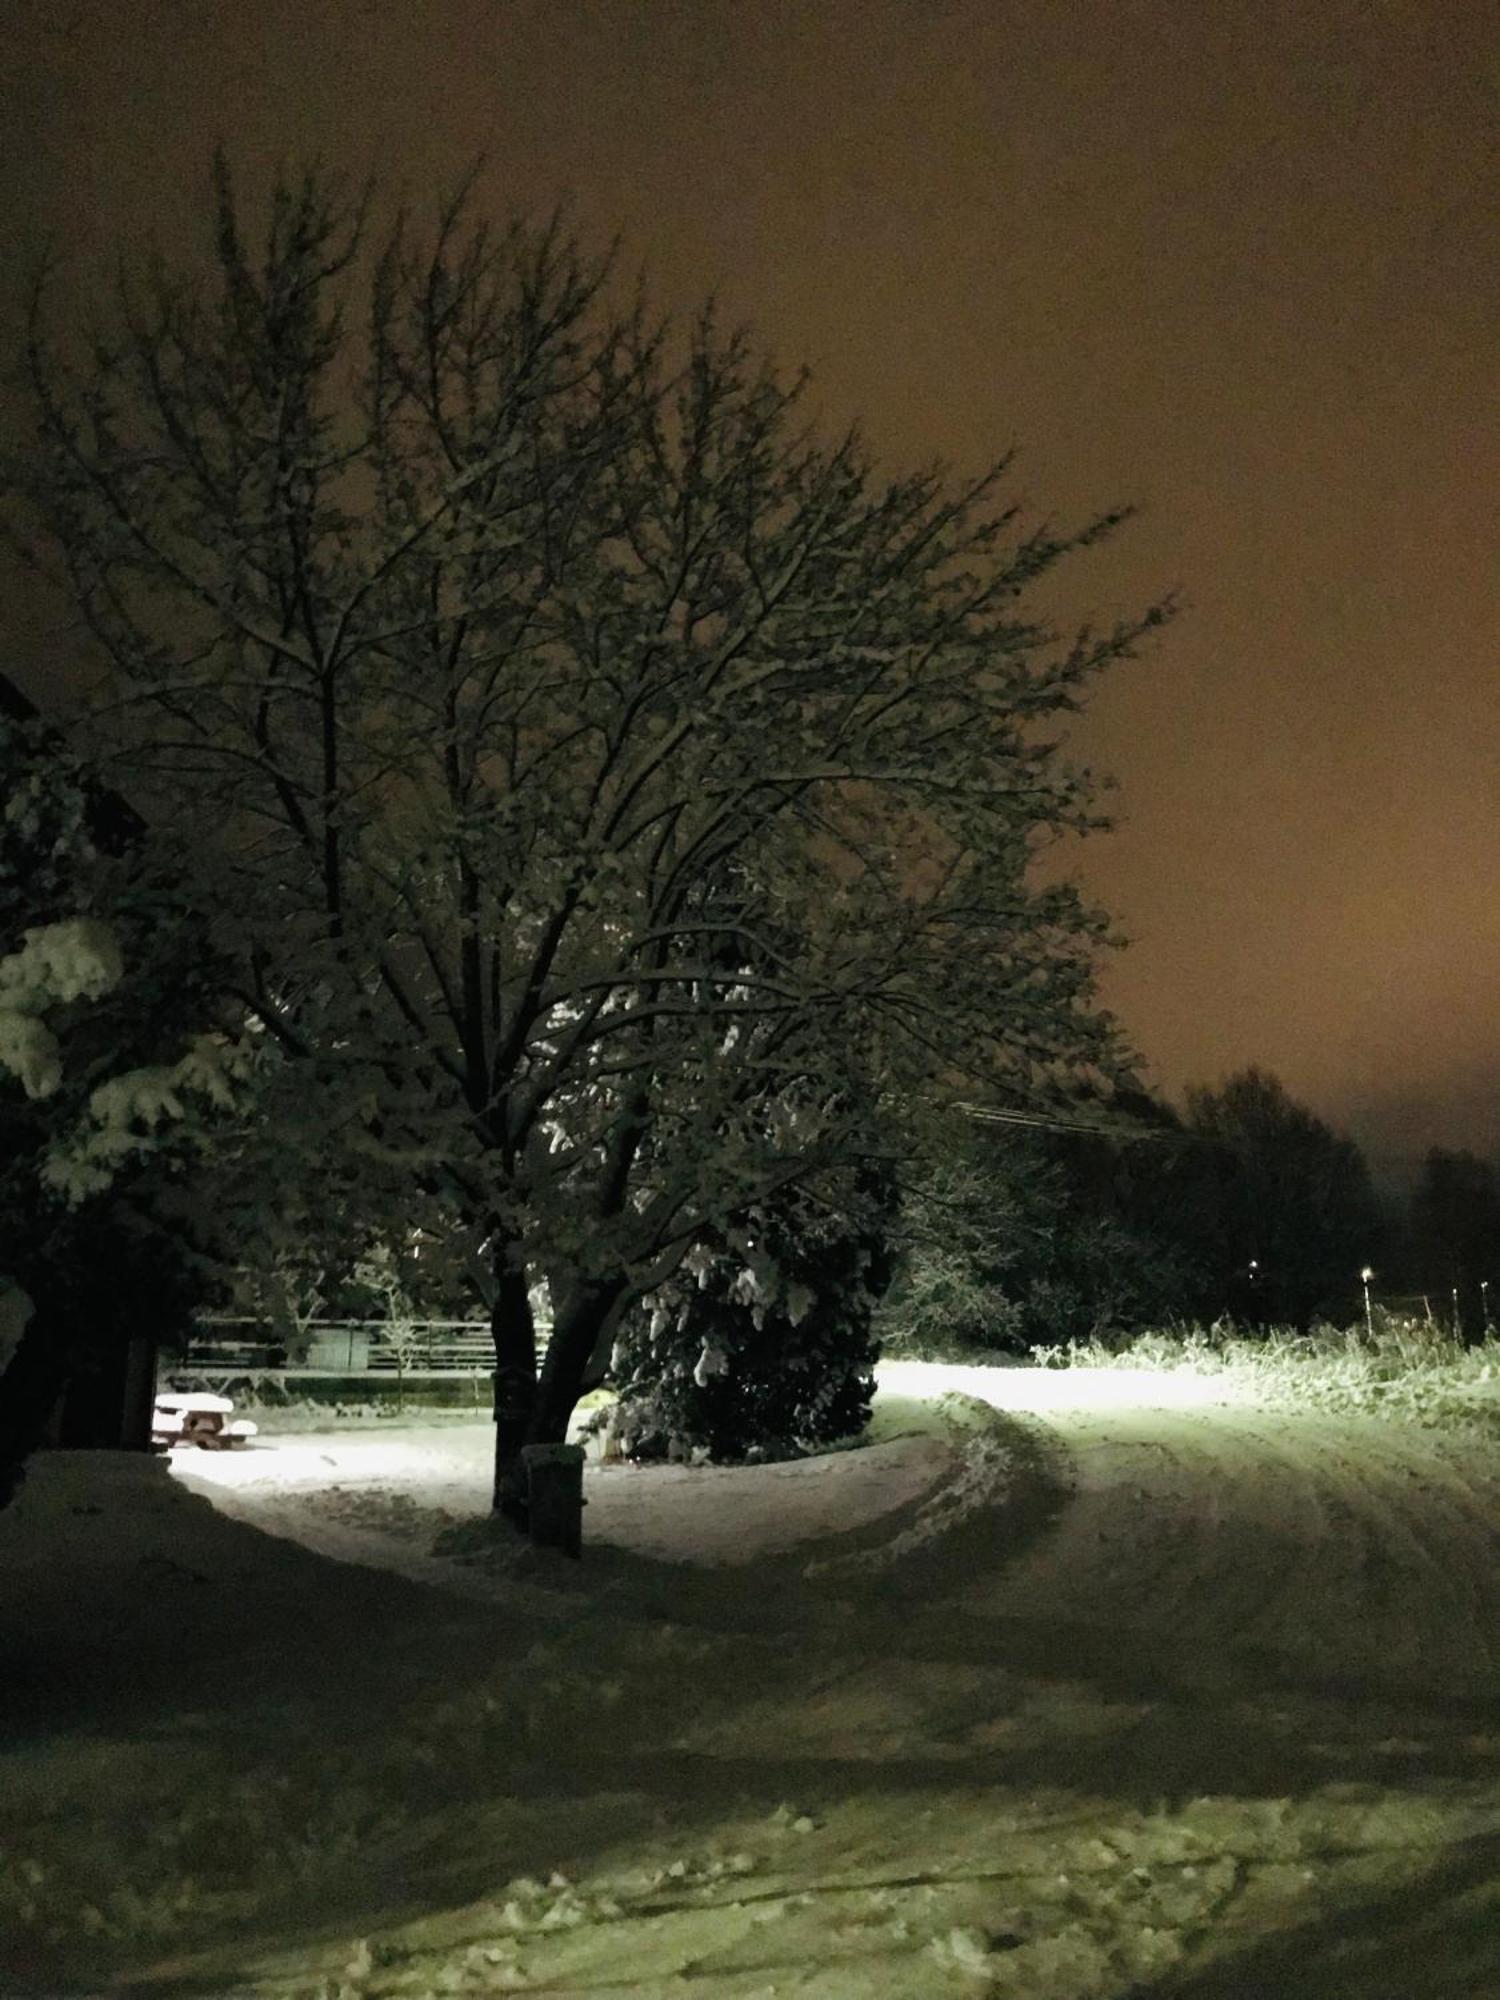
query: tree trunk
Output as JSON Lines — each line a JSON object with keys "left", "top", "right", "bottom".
{"left": 0, "top": 1305, "right": 71, "bottom": 1514}
{"left": 58, "top": 1329, "right": 138, "bottom": 1446}
{"left": 527, "top": 1278, "right": 625, "bottom": 1459}
{"left": 490, "top": 1235, "right": 538, "bottom": 1521}
{"left": 119, "top": 1335, "right": 159, "bottom": 1451}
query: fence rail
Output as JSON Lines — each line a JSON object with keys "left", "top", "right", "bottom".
{"left": 173, "top": 1315, "right": 549, "bottom": 1380}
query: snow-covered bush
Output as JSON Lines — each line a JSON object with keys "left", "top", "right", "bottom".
{"left": 0, "top": 713, "right": 252, "bottom": 1496}
{"left": 0, "top": 917, "right": 125, "bottom": 1098}
{"left": 1048, "top": 1316, "right": 1500, "bottom": 1437}
{"left": 876, "top": 1122, "right": 1201, "bottom": 1360}
{"left": 607, "top": 1182, "right": 894, "bottom": 1463}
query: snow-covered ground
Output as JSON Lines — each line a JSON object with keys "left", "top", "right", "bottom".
{"left": 3, "top": 1360, "right": 1500, "bottom": 1998}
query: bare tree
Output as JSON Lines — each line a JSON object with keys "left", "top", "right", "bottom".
{"left": 8, "top": 157, "right": 1167, "bottom": 1513}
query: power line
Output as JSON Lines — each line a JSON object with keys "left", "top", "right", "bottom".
{"left": 955, "top": 1100, "right": 1170, "bottom": 1142}
{"left": 954, "top": 1100, "right": 1485, "bottom": 1176}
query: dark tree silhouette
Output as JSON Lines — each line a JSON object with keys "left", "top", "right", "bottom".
{"left": 1181, "top": 1067, "right": 1382, "bottom": 1331}
{"left": 1409, "top": 1148, "right": 1500, "bottom": 1339}
{"left": 879, "top": 1088, "right": 1207, "bottom": 1355}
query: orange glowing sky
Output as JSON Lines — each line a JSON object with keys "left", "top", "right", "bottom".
{"left": 4, "top": 0, "right": 1496, "bottom": 1167}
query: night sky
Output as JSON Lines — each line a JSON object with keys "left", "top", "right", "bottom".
{"left": 4, "top": 0, "right": 1495, "bottom": 1168}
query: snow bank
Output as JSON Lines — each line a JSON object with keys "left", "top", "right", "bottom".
{"left": 168, "top": 1413, "right": 957, "bottom": 1571}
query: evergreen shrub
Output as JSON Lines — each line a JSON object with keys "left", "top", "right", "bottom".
{"left": 609, "top": 1187, "right": 893, "bottom": 1463}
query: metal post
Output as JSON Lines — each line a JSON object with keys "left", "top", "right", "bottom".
{"left": 521, "top": 1442, "right": 586, "bottom": 1557}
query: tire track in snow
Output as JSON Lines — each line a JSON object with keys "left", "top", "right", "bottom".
{"left": 943, "top": 1395, "right": 1500, "bottom": 1706}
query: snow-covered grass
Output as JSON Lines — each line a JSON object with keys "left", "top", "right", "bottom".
{"left": 1032, "top": 1317, "right": 1500, "bottom": 1434}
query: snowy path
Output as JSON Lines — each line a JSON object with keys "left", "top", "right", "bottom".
{"left": 4, "top": 1364, "right": 1500, "bottom": 1997}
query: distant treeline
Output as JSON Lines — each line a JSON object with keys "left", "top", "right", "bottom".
{"left": 878, "top": 1067, "right": 1500, "bottom": 1353}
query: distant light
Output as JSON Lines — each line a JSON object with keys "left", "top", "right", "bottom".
{"left": 1360, "top": 1266, "right": 1374, "bottom": 1283}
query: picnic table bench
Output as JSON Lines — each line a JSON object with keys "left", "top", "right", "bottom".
{"left": 152, "top": 1391, "right": 259, "bottom": 1451}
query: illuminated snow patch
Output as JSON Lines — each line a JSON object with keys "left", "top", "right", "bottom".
{"left": 876, "top": 1357, "right": 1246, "bottom": 1414}
{"left": 170, "top": 1433, "right": 455, "bottom": 1491}
{"left": 170, "top": 1419, "right": 957, "bottom": 1569}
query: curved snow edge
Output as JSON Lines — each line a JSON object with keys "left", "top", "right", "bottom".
{"left": 802, "top": 1392, "right": 1055, "bottom": 1579}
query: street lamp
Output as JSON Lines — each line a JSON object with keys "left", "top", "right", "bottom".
{"left": 1483, "top": 1279, "right": 1492, "bottom": 1334}
{"left": 1360, "top": 1266, "right": 1374, "bottom": 1338}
